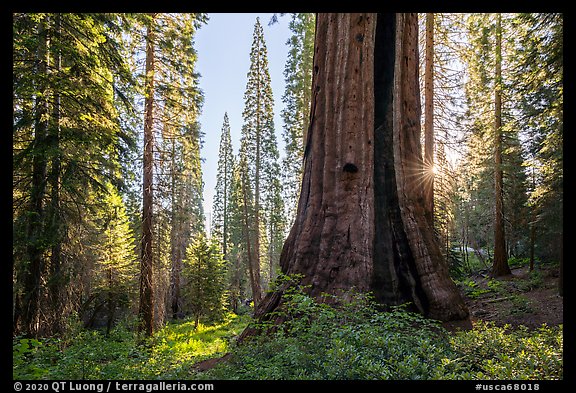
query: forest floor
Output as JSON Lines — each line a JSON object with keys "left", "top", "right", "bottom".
{"left": 463, "top": 263, "right": 563, "bottom": 329}
{"left": 13, "top": 264, "right": 564, "bottom": 380}
{"left": 196, "top": 264, "right": 565, "bottom": 373}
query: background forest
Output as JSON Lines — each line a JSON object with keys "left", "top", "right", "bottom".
{"left": 13, "top": 13, "right": 562, "bottom": 381}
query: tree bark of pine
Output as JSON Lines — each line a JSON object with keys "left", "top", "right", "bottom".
{"left": 491, "top": 14, "right": 511, "bottom": 277}
{"left": 16, "top": 17, "right": 50, "bottom": 338}
{"left": 251, "top": 13, "right": 469, "bottom": 327}
{"left": 253, "top": 50, "right": 263, "bottom": 308}
{"left": 423, "top": 13, "right": 435, "bottom": 226}
{"left": 240, "top": 162, "right": 262, "bottom": 306}
{"left": 139, "top": 15, "right": 156, "bottom": 337}
{"left": 47, "top": 12, "right": 64, "bottom": 335}
{"left": 170, "top": 204, "right": 183, "bottom": 319}
{"left": 169, "top": 136, "right": 183, "bottom": 319}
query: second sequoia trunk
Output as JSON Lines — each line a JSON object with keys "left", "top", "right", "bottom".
{"left": 254, "top": 13, "right": 468, "bottom": 324}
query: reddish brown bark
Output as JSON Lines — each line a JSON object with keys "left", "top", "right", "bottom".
{"left": 139, "top": 14, "right": 156, "bottom": 337}
{"left": 281, "top": 13, "right": 376, "bottom": 300}
{"left": 252, "top": 13, "right": 468, "bottom": 327}
{"left": 491, "top": 13, "right": 511, "bottom": 277}
{"left": 240, "top": 161, "right": 262, "bottom": 306}
{"left": 391, "top": 14, "right": 467, "bottom": 321}
{"left": 423, "top": 12, "right": 435, "bottom": 226}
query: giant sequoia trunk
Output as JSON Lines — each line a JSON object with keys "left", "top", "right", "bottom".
{"left": 423, "top": 12, "right": 435, "bottom": 226}
{"left": 253, "top": 13, "right": 468, "bottom": 325}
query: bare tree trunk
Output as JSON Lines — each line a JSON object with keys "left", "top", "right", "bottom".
{"left": 47, "top": 13, "right": 64, "bottom": 336}
{"left": 169, "top": 136, "right": 183, "bottom": 319}
{"left": 491, "top": 14, "right": 511, "bottom": 277}
{"left": 529, "top": 166, "right": 536, "bottom": 272}
{"left": 106, "top": 267, "right": 115, "bottom": 336}
{"left": 17, "top": 17, "right": 50, "bottom": 338}
{"left": 280, "top": 13, "right": 376, "bottom": 301}
{"left": 252, "top": 13, "right": 469, "bottom": 328}
{"left": 423, "top": 12, "right": 435, "bottom": 227}
{"left": 139, "top": 15, "right": 156, "bottom": 337}
{"left": 240, "top": 161, "right": 262, "bottom": 306}
{"left": 389, "top": 13, "right": 467, "bottom": 321}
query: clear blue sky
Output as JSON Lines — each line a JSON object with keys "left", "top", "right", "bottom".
{"left": 194, "top": 13, "right": 292, "bottom": 232}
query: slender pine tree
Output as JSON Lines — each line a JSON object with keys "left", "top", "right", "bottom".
{"left": 94, "top": 182, "right": 138, "bottom": 335}
{"left": 212, "top": 112, "right": 235, "bottom": 261}
{"left": 133, "top": 13, "right": 206, "bottom": 328}
{"left": 281, "top": 13, "right": 315, "bottom": 225}
{"left": 239, "top": 17, "right": 284, "bottom": 305}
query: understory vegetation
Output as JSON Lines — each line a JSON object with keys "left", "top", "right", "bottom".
{"left": 13, "top": 314, "right": 250, "bottom": 380}
{"left": 14, "top": 286, "right": 562, "bottom": 380}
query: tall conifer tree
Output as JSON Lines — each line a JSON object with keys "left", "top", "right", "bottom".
{"left": 460, "top": 13, "right": 529, "bottom": 275}
{"left": 13, "top": 13, "right": 135, "bottom": 337}
{"left": 94, "top": 182, "right": 138, "bottom": 335}
{"left": 139, "top": 12, "right": 156, "bottom": 336}
{"left": 510, "top": 13, "right": 562, "bottom": 270}
{"left": 212, "top": 112, "right": 235, "bottom": 261}
{"left": 239, "top": 18, "right": 283, "bottom": 304}
{"left": 133, "top": 12, "right": 207, "bottom": 332}
{"left": 281, "top": 13, "right": 315, "bottom": 224}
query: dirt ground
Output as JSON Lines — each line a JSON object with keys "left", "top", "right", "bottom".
{"left": 463, "top": 264, "right": 563, "bottom": 329}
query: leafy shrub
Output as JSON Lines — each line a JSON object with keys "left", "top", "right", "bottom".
{"left": 13, "top": 338, "right": 48, "bottom": 379}
{"left": 12, "top": 284, "right": 562, "bottom": 380}
{"left": 508, "top": 257, "right": 530, "bottom": 269}
{"left": 508, "top": 295, "right": 534, "bottom": 315}
{"left": 206, "top": 284, "right": 563, "bottom": 380}
{"left": 459, "top": 278, "right": 491, "bottom": 299}
{"left": 209, "top": 292, "right": 453, "bottom": 380}
{"left": 12, "top": 313, "right": 250, "bottom": 380}
{"left": 516, "top": 270, "right": 544, "bottom": 292}
{"left": 486, "top": 278, "right": 504, "bottom": 292}
{"left": 448, "top": 322, "right": 562, "bottom": 379}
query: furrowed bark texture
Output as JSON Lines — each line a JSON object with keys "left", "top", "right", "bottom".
{"left": 254, "top": 13, "right": 468, "bottom": 323}
{"left": 491, "top": 13, "right": 511, "bottom": 277}
{"left": 423, "top": 12, "right": 435, "bottom": 226}
{"left": 390, "top": 14, "right": 468, "bottom": 320}
{"left": 139, "top": 16, "right": 156, "bottom": 337}
{"left": 282, "top": 13, "right": 376, "bottom": 299}
{"left": 372, "top": 12, "right": 425, "bottom": 313}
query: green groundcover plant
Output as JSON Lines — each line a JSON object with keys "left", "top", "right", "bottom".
{"left": 13, "top": 283, "right": 562, "bottom": 380}
{"left": 206, "top": 285, "right": 562, "bottom": 380}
